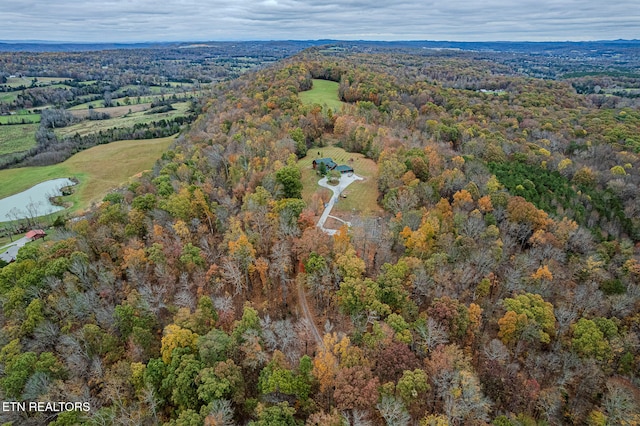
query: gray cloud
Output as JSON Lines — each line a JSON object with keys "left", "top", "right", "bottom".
{"left": 0, "top": 0, "right": 638, "bottom": 42}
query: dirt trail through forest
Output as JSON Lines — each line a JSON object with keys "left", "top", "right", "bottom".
{"left": 297, "top": 279, "right": 325, "bottom": 351}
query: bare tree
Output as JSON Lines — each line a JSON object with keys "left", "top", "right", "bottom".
{"left": 483, "top": 339, "right": 510, "bottom": 364}
{"left": 174, "top": 272, "right": 196, "bottom": 309}
{"left": 603, "top": 382, "right": 639, "bottom": 424}
{"left": 203, "top": 399, "right": 235, "bottom": 426}
{"left": 261, "top": 315, "right": 299, "bottom": 362}
{"left": 6, "top": 207, "right": 25, "bottom": 227}
{"left": 415, "top": 318, "right": 449, "bottom": 355}
{"left": 222, "top": 258, "right": 245, "bottom": 295}
{"left": 342, "top": 409, "right": 373, "bottom": 426}
{"left": 377, "top": 395, "right": 410, "bottom": 426}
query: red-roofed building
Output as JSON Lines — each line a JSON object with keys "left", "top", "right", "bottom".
{"left": 25, "top": 230, "right": 46, "bottom": 240}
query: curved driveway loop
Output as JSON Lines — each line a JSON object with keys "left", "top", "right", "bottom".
{"left": 316, "top": 173, "right": 363, "bottom": 235}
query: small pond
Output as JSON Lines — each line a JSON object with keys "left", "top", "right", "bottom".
{"left": 0, "top": 178, "right": 76, "bottom": 221}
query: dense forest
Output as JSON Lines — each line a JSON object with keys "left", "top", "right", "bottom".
{"left": 0, "top": 46, "right": 639, "bottom": 425}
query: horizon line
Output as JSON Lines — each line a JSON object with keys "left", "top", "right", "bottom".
{"left": 1, "top": 38, "right": 639, "bottom": 45}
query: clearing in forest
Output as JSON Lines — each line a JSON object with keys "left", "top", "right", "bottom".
{"left": 297, "top": 145, "right": 381, "bottom": 218}
{"left": 299, "top": 79, "right": 345, "bottom": 111}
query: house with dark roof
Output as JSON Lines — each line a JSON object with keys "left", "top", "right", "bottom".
{"left": 312, "top": 158, "right": 337, "bottom": 170}
{"left": 335, "top": 165, "right": 354, "bottom": 174}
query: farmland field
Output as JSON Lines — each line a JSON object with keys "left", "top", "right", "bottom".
{"left": 68, "top": 91, "right": 206, "bottom": 110}
{"left": 58, "top": 102, "right": 190, "bottom": 137}
{"left": 299, "top": 79, "right": 346, "bottom": 111}
{"left": 0, "top": 123, "right": 37, "bottom": 156}
{"left": 0, "top": 113, "right": 40, "bottom": 124}
{"left": 0, "top": 136, "right": 175, "bottom": 214}
{"left": 297, "top": 145, "right": 381, "bottom": 217}
{"left": 67, "top": 99, "right": 107, "bottom": 110}
{"left": 0, "top": 92, "right": 20, "bottom": 104}
{"left": 69, "top": 103, "right": 151, "bottom": 119}
{"left": 111, "top": 84, "right": 195, "bottom": 97}
{"left": 2, "top": 76, "right": 69, "bottom": 88}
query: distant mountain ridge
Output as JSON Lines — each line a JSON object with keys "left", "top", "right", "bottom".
{"left": 0, "top": 39, "right": 638, "bottom": 54}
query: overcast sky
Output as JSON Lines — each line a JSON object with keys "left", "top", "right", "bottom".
{"left": 1, "top": 0, "right": 638, "bottom": 43}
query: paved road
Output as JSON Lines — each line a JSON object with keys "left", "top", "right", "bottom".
{"left": 316, "top": 173, "right": 363, "bottom": 235}
{"left": 0, "top": 236, "right": 31, "bottom": 263}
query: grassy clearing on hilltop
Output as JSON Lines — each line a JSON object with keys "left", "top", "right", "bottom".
{"left": 299, "top": 79, "right": 346, "bottom": 111}
{"left": 297, "top": 145, "right": 381, "bottom": 217}
{"left": 0, "top": 136, "right": 175, "bottom": 215}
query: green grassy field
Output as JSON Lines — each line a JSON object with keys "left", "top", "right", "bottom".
{"left": 297, "top": 145, "right": 382, "bottom": 217}
{"left": 69, "top": 103, "right": 151, "bottom": 119}
{"left": 0, "top": 100, "right": 187, "bottom": 164}
{"left": 0, "top": 234, "right": 13, "bottom": 251}
{"left": 112, "top": 84, "right": 195, "bottom": 96}
{"left": 0, "top": 123, "right": 38, "bottom": 156}
{"left": 58, "top": 102, "right": 190, "bottom": 137}
{"left": 2, "top": 76, "right": 69, "bottom": 88}
{"left": 68, "top": 92, "right": 204, "bottom": 111}
{"left": 0, "top": 114, "right": 40, "bottom": 124}
{"left": 0, "top": 91, "right": 20, "bottom": 104}
{"left": 299, "top": 79, "right": 346, "bottom": 111}
{"left": 298, "top": 158, "right": 333, "bottom": 215}
{"left": 68, "top": 99, "right": 108, "bottom": 110}
{"left": 0, "top": 136, "right": 175, "bottom": 215}
{"left": 45, "top": 84, "right": 73, "bottom": 90}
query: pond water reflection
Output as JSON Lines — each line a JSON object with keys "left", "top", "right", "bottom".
{"left": 0, "top": 178, "right": 76, "bottom": 221}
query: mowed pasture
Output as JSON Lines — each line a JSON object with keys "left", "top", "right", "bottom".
{"left": 111, "top": 83, "right": 196, "bottom": 97}
{"left": 69, "top": 103, "right": 151, "bottom": 119}
{"left": 0, "top": 103, "right": 184, "bottom": 159}
{"left": 0, "top": 123, "right": 37, "bottom": 156}
{"left": 2, "top": 76, "right": 70, "bottom": 88}
{"left": 299, "top": 79, "right": 346, "bottom": 111}
{"left": 0, "top": 136, "right": 175, "bottom": 213}
{"left": 58, "top": 102, "right": 190, "bottom": 138}
{"left": 68, "top": 95, "right": 170, "bottom": 110}
{"left": 297, "top": 145, "right": 382, "bottom": 217}
{"left": 0, "top": 92, "right": 20, "bottom": 104}
{"left": 0, "top": 113, "right": 40, "bottom": 124}
{"left": 68, "top": 90, "right": 208, "bottom": 111}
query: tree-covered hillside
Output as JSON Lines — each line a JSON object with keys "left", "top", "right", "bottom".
{"left": 0, "top": 48, "right": 638, "bottom": 425}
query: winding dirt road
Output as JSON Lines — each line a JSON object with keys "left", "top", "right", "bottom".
{"left": 297, "top": 278, "right": 325, "bottom": 350}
